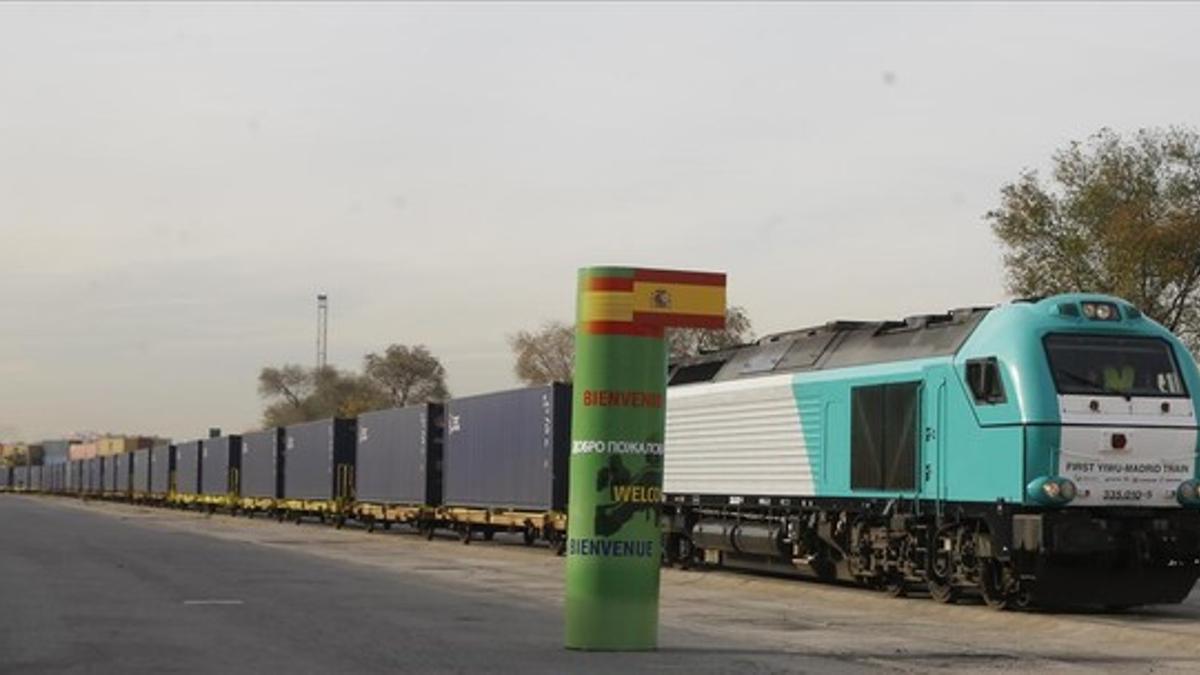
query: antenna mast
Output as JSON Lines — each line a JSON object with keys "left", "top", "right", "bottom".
{"left": 316, "top": 293, "right": 328, "bottom": 369}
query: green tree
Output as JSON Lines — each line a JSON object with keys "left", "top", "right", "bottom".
{"left": 988, "top": 127, "right": 1200, "bottom": 345}
{"left": 362, "top": 344, "right": 450, "bottom": 407}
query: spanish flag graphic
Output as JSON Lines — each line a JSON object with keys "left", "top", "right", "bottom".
{"left": 578, "top": 267, "right": 726, "bottom": 336}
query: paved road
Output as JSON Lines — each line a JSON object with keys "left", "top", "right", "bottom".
{"left": 0, "top": 496, "right": 859, "bottom": 674}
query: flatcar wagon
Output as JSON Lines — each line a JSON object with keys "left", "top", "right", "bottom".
{"left": 662, "top": 293, "right": 1200, "bottom": 608}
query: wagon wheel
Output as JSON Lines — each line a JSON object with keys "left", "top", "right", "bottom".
{"left": 545, "top": 528, "right": 565, "bottom": 556}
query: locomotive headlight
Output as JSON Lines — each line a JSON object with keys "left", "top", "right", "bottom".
{"left": 1058, "top": 478, "right": 1078, "bottom": 502}
{"left": 1027, "top": 476, "right": 1077, "bottom": 506}
{"left": 1176, "top": 479, "right": 1200, "bottom": 507}
{"left": 1080, "top": 301, "right": 1120, "bottom": 321}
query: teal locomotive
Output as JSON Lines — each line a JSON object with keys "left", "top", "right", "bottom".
{"left": 662, "top": 293, "right": 1200, "bottom": 608}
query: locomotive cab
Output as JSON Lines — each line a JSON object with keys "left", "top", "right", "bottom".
{"left": 959, "top": 295, "right": 1200, "bottom": 607}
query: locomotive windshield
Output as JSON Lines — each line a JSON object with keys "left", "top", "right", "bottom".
{"left": 1044, "top": 334, "right": 1187, "bottom": 397}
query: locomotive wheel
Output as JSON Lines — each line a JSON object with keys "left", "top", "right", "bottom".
{"left": 882, "top": 574, "right": 908, "bottom": 598}
{"left": 979, "top": 559, "right": 1011, "bottom": 610}
{"left": 927, "top": 577, "right": 957, "bottom": 604}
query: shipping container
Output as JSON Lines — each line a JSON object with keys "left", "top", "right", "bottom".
{"left": 356, "top": 404, "right": 443, "bottom": 506}
{"left": 240, "top": 428, "right": 283, "bottom": 499}
{"left": 85, "top": 457, "right": 104, "bottom": 493}
{"left": 175, "top": 441, "right": 202, "bottom": 495}
{"left": 283, "top": 419, "right": 356, "bottom": 501}
{"left": 65, "top": 460, "right": 79, "bottom": 492}
{"left": 70, "top": 442, "right": 98, "bottom": 461}
{"left": 113, "top": 453, "right": 130, "bottom": 494}
{"left": 201, "top": 436, "right": 241, "bottom": 496}
{"left": 14, "top": 465, "right": 29, "bottom": 489}
{"left": 103, "top": 455, "right": 117, "bottom": 493}
{"left": 42, "top": 440, "right": 71, "bottom": 465}
{"left": 132, "top": 449, "right": 151, "bottom": 494}
{"left": 443, "top": 384, "right": 571, "bottom": 511}
{"left": 150, "top": 444, "right": 174, "bottom": 494}
{"left": 0, "top": 465, "right": 10, "bottom": 489}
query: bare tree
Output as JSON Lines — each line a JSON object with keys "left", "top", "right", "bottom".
{"left": 509, "top": 307, "right": 754, "bottom": 383}
{"left": 666, "top": 306, "right": 754, "bottom": 360}
{"left": 509, "top": 321, "right": 575, "bottom": 385}
{"left": 257, "top": 364, "right": 389, "bottom": 426}
{"left": 362, "top": 344, "right": 450, "bottom": 407}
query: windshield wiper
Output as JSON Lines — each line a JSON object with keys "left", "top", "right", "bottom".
{"left": 1056, "top": 368, "right": 1105, "bottom": 393}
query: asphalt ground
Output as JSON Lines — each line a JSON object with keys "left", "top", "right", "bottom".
{"left": 5, "top": 495, "right": 1200, "bottom": 674}
{"left": 0, "top": 495, "right": 858, "bottom": 674}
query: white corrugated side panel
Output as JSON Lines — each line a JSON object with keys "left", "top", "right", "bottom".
{"left": 664, "top": 373, "right": 817, "bottom": 497}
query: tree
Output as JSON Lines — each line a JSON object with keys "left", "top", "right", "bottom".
{"left": 362, "top": 344, "right": 450, "bottom": 407}
{"left": 258, "top": 365, "right": 313, "bottom": 409}
{"left": 666, "top": 306, "right": 754, "bottom": 360}
{"left": 508, "top": 306, "right": 755, "bottom": 383}
{"left": 509, "top": 321, "right": 575, "bottom": 385}
{"left": 257, "top": 364, "right": 389, "bottom": 427}
{"left": 988, "top": 127, "right": 1200, "bottom": 346}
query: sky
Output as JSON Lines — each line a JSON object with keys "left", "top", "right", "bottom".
{"left": 3, "top": 2, "right": 1200, "bottom": 442}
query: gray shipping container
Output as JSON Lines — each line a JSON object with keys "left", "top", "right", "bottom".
{"left": 65, "top": 461, "right": 80, "bottom": 492}
{"left": 175, "top": 441, "right": 202, "bottom": 495}
{"left": 85, "top": 458, "right": 102, "bottom": 493}
{"left": 30, "top": 465, "right": 43, "bottom": 491}
{"left": 443, "top": 384, "right": 571, "bottom": 511}
{"left": 201, "top": 436, "right": 241, "bottom": 496}
{"left": 132, "top": 449, "right": 151, "bottom": 493}
{"left": 240, "top": 429, "right": 282, "bottom": 499}
{"left": 105, "top": 456, "right": 118, "bottom": 493}
{"left": 356, "top": 404, "right": 443, "bottom": 506}
{"left": 114, "top": 453, "right": 131, "bottom": 493}
{"left": 150, "top": 444, "right": 174, "bottom": 494}
{"left": 42, "top": 440, "right": 71, "bottom": 465}
{"left": 283, "top": 418, "right": 356, "bottom": 501}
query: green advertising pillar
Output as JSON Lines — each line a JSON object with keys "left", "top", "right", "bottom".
{"left": 565, "top": 266, "right": 726, "bottom": 651}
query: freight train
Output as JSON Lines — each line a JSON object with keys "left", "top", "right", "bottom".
{"left": 3, "top": 293, "right": 1198, "bottom": 609}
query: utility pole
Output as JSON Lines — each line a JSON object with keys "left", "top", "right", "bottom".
{"left": 316, "top": 293, "right": 328, "bottom": 369}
